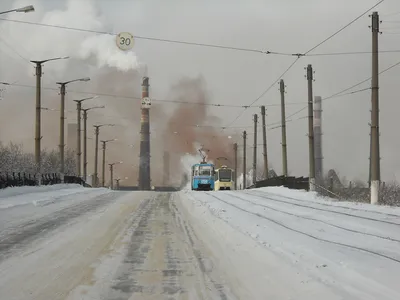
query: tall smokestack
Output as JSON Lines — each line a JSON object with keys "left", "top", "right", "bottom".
{"left": 138, "top": 77, "right": 151, "bottom": 190}
{"left": 314, "top": 96, "right": 323, "bottom": 187}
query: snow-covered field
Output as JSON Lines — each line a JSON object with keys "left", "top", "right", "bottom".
{"left": 0, "top": 184, "right": 399, "bottom": 299}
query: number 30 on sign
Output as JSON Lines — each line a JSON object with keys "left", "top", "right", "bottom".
{"left": 116, "top": 32, "right": 134, "bottom": 51}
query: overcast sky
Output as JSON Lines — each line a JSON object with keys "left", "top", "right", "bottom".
{"left": 0, "top": 0, "right": 400, "bottom": 184}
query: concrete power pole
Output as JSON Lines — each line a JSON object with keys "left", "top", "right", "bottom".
{"left": 234, "top": 143, "right": 238, "bottom": 190}
{"left": 59, "top": 83, "right": 66, "bottom": 182}
{"left": 82, "top": 109, "right": 88, "bottom": 182}
{"left": 243, "top": 130, "right": 247, "bottom": 189}
{"left": 260, "top": 106, "right": 268, "bottom": 179}
{"left": 31, "top": 57, "right": 69, "bottom": 184}
{"left": 93, "top": 125, "right": 100, "bottom": 187}
{"left": 109, "top": 163, "right": 114, "bottom": 190}
{"left": 314, "top": 96, "right": 323, "bottom": 187}
{"left": 370, "top": 11, "right": 381, "bottom": 205}
{"left": 101, "top": 141, "right": 107, "bottom": 187}
{"left": 253, "top": 114, "right": 258, "bottom": 185}
{"left": 306, "top": 64, "right": 316, "bottom": 191}
{"left": 280, "top": 79, "right": 288, "bottom": 177}
{"left": 75, "top": 100, "right": 82, "bottom": 177}
{"left": 33, "top": 62, "right": 42, "bottom": 185}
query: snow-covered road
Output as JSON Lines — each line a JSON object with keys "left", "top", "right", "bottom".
{"left": 1, "top": 185, "right": 400, "bottom": 299}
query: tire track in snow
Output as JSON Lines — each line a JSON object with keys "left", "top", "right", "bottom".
{"left": 226, "top": 192, "right": 400, "bottom": 243}
{"left": 0, "top": 191, "right": 118, "bottom": 261}
{"left": 241, "top": 190, "right": 400, "bottom": 226}
{"left": 204, "top": 192, "right": 400, "bottom": 264}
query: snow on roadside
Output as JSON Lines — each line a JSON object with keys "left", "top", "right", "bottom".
{"left": 185, "top": 189, "right": 400, "bottom": 299}
{"left": 249, "top": 186, "right": 400, "bottom": 216}
{"left": 0, "top": 184, "right": 104, "bottom": 209}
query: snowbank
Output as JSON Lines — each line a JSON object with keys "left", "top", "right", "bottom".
{"left": 0, "top": 184, "right": 97, "bottom": 209}
{"left": 250, "top": 186, "right": 400, "bottom": 216}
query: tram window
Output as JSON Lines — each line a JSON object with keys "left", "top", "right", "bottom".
{"left": 199, "top": 166, "right": 212, "bottom": 175}
{"left": 218, "top": 169, "right": 232, "bottom": 181}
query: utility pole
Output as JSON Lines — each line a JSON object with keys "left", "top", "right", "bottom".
{"left": 306, "top": 65, "right": 316, "bottom": 191}
{"left": 76, "top": 100, "right": 82, "bottom": 177}
{"left": 31, "top": 57, "right": 70, "bottom": 184}
{"left": 81, "top": 105, "right": 104, "bottom": 183}
{"left": 102, "top": 141, "right": 106, "bottom": 187}
{"left": 260, "top": 106, "right": 268, "bottom": 179}
{"left": 59, "top": 83, "right": 66, "bottom": 182}
{"left": 101, "top": 139, "right": 115, "bottom": 187}
{"left": 370, "top": 11, "right": 381, "bottom": 205}
{"left": 280, "top": 79, "right": 288, "bottom": 177}
{"left": 109, "top": 163, "right": 114, "bottom": 190}
{"left": 94, "top": 125, "right": 100, "bottom": 187}
{"left": 56, "top": 77, "right": 90, "bottom": 181}
{"left": 82, "top": 109, "right": 89, "bottom": 182}
{"left": 33, "top": 62, "right": 42, "bottom": 184}
{"left": 253, "top": 114, "right": 258, "bottom": 185}
{"left": 74, "top": 96, "right": 96, "bottom": 178}
{"left": 243, "top": 130, "right": 247, "bottom": 189}
{"left": 108, "top": 161, "right": 122, "bottom": 190}
{"left": 233, "top": 143, "right": 238, "bottom": 190}
{"left": 93, "top": 123, "right": 114, "bottom": 187}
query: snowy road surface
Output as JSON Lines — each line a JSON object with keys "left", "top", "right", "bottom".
{"left": 0, "top": 185, "right": 400, "bottom": 299}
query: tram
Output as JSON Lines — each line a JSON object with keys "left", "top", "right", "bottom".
{"left": 191, "top": 162, "right": 215, "bottom": 191}
{"left": 214, "top": 165, "right": 235, "bottom": 190}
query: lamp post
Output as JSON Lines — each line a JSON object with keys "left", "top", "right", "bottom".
{"left": 93, "top": 124, "right": 115, "bottom": 187}
{"left": 101, "top": 139, "right": 117, "bottom": 187}
{"left": 30, "top": 56, "right": 69, "bottom": 184}
{"left": 0, "top": 5, "right": 35, "bottom": 15}
{"left": 56, "top": 77, "right": 90, "bottom": 182}
{"left": 109, "top": 161, "right": 123, "bottom": 190}
{"left": 73, "top": 96, "right": 98, "bottom": 178}
{"left": 81, "top": 105, "right": 105, "bottom": 182}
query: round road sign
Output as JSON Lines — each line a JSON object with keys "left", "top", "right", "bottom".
{"left": 116, "top": 32, "right": 134, "bottom": 51}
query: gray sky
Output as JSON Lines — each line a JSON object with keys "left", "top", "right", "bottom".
{"left": 1, "top": 0, "right": 400, "bottom": 184}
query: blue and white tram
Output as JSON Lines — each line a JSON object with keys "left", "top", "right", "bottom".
{"left": 191, "top": 163, "right": 215, "bottom": 191}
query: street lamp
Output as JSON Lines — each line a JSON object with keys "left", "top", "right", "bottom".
{"left": 30, "top": 56, "right": 69, "bottom": 185}
{"left": 73, "top": 96, "right": 99, "bottom": 177}
{"left": 101, "top": 138, "right": 117, "bottom": 187}
{"left": 81, "top": 105, "right": 105, "bottom": 182}
{"left": 0, "top": 5, "right": 35, "bottom": 15}
{"left": 93, "top": 124, "right": 115, "bottom": 187}
{"left": 56, "top": 77, "right": 90, "bottom": 182}
{"left": 108, "top": 161, "right": 123, "bottom": 190}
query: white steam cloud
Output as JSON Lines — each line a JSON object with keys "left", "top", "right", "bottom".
{"left": 79, "top": 34, "right": 140, "bottom": 71}
{"left": 5, "top": 0, "right": 141, "bottom": 75}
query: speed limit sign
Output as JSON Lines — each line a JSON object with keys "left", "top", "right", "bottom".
{"left": 116, "top": 32, "right": 134, "bottom": 51}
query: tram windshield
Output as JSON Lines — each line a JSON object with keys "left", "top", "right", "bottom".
{"left": 199, "top": 165, "right": 212, "bottom": 176}
{"left": 218, "top": 169, "right": 232, "bottom": 182}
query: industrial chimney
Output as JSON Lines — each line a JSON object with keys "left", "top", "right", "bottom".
{"left": 314, "top": 96, "right": 323, "bottom": 187}
{"left": 138, "top": 77, "right": 151, "bottom": 190}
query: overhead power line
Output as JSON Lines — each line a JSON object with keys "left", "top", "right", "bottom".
{"left": 223, "top": 1, "right": 384, "bottom": 128}
{"left": 0, "top": 17, "right": 288, "bottom": 56}
{"left": 280, "top": 58, "right": 400, "bottom": 121}
{"left": 304, "top": 0, "right": 385, "bottom": 54}
{"left": 2, "top": 17, "right": 399, "bottom": 58}
{"left": 0, "top": 81, "right": 306, "bottom": 108}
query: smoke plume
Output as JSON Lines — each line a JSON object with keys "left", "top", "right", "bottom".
{"left": 162, "top": 75, "right": 239, "bottom": 183}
